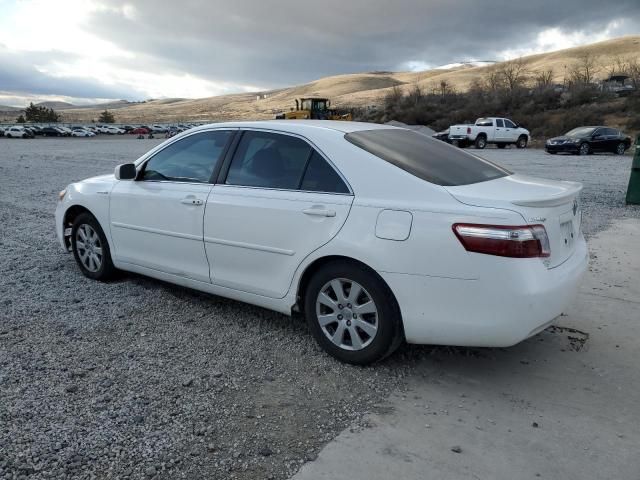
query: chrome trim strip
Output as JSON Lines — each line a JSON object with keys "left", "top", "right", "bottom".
{"left": 203, "top": 236, "right": 295, "bottom": 256}
{"left": 111, "top": 222, "right": 202, "bottom": 241}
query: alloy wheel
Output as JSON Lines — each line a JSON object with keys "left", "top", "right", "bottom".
{"left": 315, "top": 278, "right": 378, "bottom": 351}
{"left": 579, "top": 143, "right": 589, "bottom": 155}
{"left": 616, "top": 143, "right": 625, "bottom": 155}
{"left": 75, "top": 224, "right": 103, "bottom": 272}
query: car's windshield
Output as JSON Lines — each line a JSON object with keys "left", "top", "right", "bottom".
{"left": 566, "top": 127, "right": 596, "bottom": 137}
{"left": 345, "top": 129, "right": 510, "bottom": 186}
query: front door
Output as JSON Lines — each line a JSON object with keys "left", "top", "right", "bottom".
{"left": 109, "top": 129, "right": 234, "bottom": 282}
{"left": 204, "top": 130, "right": 353, "bottom": 298}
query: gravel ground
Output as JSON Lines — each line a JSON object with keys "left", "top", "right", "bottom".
{"left": 1, "top": 136, "right": 638, "bottom": 480}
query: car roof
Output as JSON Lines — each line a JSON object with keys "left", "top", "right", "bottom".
{"left": 191, "top": 120, "right": 398, "bottom": 135}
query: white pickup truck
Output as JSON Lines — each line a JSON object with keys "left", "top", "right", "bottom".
{"left": 448, "top": 117, "right": 530, "bottom": 149}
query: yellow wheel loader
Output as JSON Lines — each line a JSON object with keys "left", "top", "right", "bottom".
{"left": 275, "top": 98, "right": 352, "bottom": 121}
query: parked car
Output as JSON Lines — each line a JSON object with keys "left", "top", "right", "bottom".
{"left": 71, "top": 129, "right": 96, "bottom": 137}
{"left": 150, "top": 125, "right": 167, "bottom": 133}
{"left": 41, "top": 126, "right": 65, "bottom": 137}
{"left": 56, "top": 126, "right": 72, "bottom": 136}
{"left": 448, "top": 117, "right": 530, "bottom": 149}
{"left": 55, "top": 121, "right": 587, "bottom": 364}
{"left": 545, "top": 126, "right": 632, "bottom": 155}
{"left": 130, "top": 127, "right": 150, "bottom": 135}
{"left": 104, "top": 126, "right": 125, "bottom": 135}
{"left": 5, "top": 126, "right": 34, "bottom": 138}
{"left": 432, "top": 129, "right": 452, "bottom": 144}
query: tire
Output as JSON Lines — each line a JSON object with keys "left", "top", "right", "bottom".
{"left": 615, "top": 142, "right": 626, "bottom": 155}
{"left": 71, "top": 213, "right": 116, "bottom": 281}
{"left": 516, "top": 135, "right": 528, "bottom": 149}
{"left": 497, "top": 143, "right": 506, "bottom": 149}
{"left": 304, "top": 261, "right": 403, "bottom": 365}
{"left": 475, "top": 135, "right": 487, "bottom": 149}
{"left": 578, "top": 142, "right": 590, "bottom": 156}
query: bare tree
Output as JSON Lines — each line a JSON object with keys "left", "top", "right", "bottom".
{"left": 569, "top": 52, "right": 601, "bottom": 86}
{"left": 496, "top": 58, "right": 529, "bottom": 91}
{"left": 484, "top": 66, "right": 504, "bottom": 92}
{"left": 408, "top": 84, "right": 424, "bottom": 106}
{"left": 438, "top": 80, "right": 454, "bottom": 97}
{"left": 534, "top": 68, "right": 554, "bottom": 89}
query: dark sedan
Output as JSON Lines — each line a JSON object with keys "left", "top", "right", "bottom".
{"left": 40, "top": 126, "right": 64, "bottom": 137}
{"left": 545, "top": 126, "right": 631, "bottom": 155}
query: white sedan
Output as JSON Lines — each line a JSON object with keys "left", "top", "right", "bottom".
{"left": 71, "top": 129, "right": 96, "bottom": 137}
{"left": 55, "top": 121, "right": 588, "bottom": 364}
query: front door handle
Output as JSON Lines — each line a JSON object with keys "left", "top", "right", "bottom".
{"left": 302, "top": 207, "right": 336, "bottom": 217}
{"left": 181, "top": 196, "right": 203, "bottom": 206}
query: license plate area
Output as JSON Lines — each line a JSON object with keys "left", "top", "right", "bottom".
{"left": 560, "top": 220, "right": 575, "bottom": 248}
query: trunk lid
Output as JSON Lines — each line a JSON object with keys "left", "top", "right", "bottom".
{"left": 445, "top": 174, "right": 583, "bottom": 268}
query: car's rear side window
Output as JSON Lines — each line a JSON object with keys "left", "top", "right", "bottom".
{"left": 300, "top": 151, "right": 350, "bottom": 193}
{"left": 345, "top": 129, "right": 510, "bottom": 186}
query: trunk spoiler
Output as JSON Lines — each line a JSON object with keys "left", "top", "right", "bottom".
{"left": 511, "top": 181, "right": 582, "bottom": 208}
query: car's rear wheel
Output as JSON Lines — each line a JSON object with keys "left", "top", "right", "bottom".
{"left": 71, "top": 213, "right": 116, "bottom": 281}
{"left": 304, "top": 261, "right": 402, "bottom": 364}
{"left": 615, "top": 142, "right": 626, "bottom": 155}
{"left": 579, "top": 142, "right": 590, "bottom": 156}
{"left": 475, "top": 135, "right": 487, "bottom": 149}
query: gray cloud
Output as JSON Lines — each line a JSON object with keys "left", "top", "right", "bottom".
{"left": 2, "top": 0, "right": 639, "bottom": 104}
{"left": 88, "top": 0, "right": 640, "bottom": 86}
{"left": 0, "top": 47, "right": 147, "bottom": 103}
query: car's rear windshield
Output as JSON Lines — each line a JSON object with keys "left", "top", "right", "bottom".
{"left": 344, "top": 129, "right": 510, "bottom": 186}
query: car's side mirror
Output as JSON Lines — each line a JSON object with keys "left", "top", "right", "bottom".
{"left": 115, "top": 163, "right": 137, "bottom": 180}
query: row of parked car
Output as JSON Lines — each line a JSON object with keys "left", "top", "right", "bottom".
{"left": 0, "top": 123, "right": 202, "bottom": 139}
{"left": 432, "top": 117, "right": 633, "bottom": 155}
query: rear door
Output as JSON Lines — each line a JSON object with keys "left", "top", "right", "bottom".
{"left": 590, "top": 128, "right": 608, "bottom": 152}
{"left": 204, "top": 129, "right": 353, "bottom": 298}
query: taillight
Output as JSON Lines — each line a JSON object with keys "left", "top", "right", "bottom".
{"left": 466, "top": 127, "right": 471, "bottom": 134}
{"left": 452, "top": 224, "right": 550, "bottom": 258}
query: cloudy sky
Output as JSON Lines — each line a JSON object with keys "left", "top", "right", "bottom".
{"left": 1, "top": 0, "right": 639, "bottom": 107}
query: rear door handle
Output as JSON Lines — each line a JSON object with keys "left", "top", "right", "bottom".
{"left": 302, "top": 207, "right": 336, "bottom": 217}
{"left": 181, "top": 196, "right": 204, "bottom": 206}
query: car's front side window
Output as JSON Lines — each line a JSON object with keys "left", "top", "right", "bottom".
{"left": 225, "top": 131, "right": 313, "bottom": 190}
{"left": 142, "top": 130, "right": 232, "bottom": 183}
{"left": 504, "top": 119, "right": 516, "bottom": 128}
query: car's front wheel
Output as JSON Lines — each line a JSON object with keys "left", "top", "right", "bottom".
{"left": 304, "top": 261, "right": 402, "bottom": 364}
{"left": 71, "top": 213, "right": 116, "bottom": 281}
{"left": 516, "top": 135, "right": 528, "bottom": 149}
{"left": 578, "top": 142, "right": 590, "bottom": 156}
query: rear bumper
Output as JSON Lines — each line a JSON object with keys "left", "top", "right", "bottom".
{"left": 380, "top": 235, "right": 588, "bottom": 347}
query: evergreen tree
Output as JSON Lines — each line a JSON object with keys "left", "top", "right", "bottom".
{"left": 98, "top": 110, "right": 115, "bottom": 123}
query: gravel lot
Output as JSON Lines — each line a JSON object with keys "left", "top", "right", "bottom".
{"left": 0, "top": 137, "right": 638, "bottom": 480}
